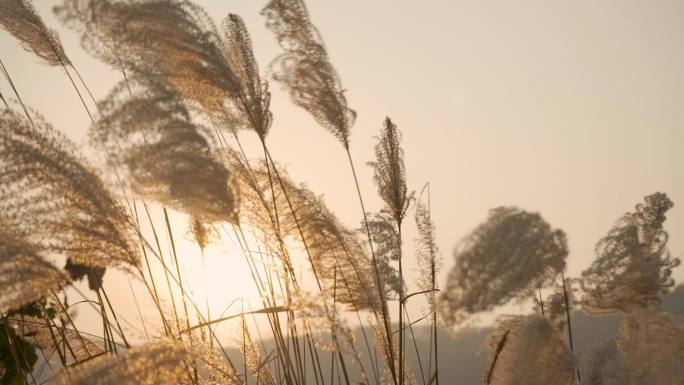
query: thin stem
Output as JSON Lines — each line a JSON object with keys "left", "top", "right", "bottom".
{"left": 0, "top": 58, "right": 34, "bottom": 125}
{"left": 346, "top": 147, "right": 398, "bottom": 385}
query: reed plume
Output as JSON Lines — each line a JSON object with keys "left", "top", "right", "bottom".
{"left": 415, "top": 198, "right": 441, "bottom": 302}
{"left": 51, "top": 339, "right": 191, "bottom": 385}
{"left": 223, "top": 13, "right": 272, "bottom": 140}
{"left": 482, "top": 315, "right": 575, "bottom": 385}
{"left": 226, "top": 152, "right": 385, "bottom": 312}
{"left": 581, "top": 192, "right": 680, "bottom": 315}
{"left": 0, "top": 0, "right": 70, "bottom": 66}
{"left": 369, "top": 117, "right": 411, "bottom": 225}
{"left": 0, "top": 109, "right": 140, "bottom": 278}
{"left": 56, "top": 0, "right": 250, "bottom": 131}
{"left": 261, "top": 0, "right": 355, "bottom": 147}
{"left": 93, "top": 76, "right": 235, "bottom": 224}
{"left": 0, "top": 223, "right": 66, "bottom": 315}
{"left": 441, "top": 207, "right": 568, "bottom": 327}
{"left": 581, "top": 192, "right": 680, "bottom": 314}
{"left": 616, "top": 308, "right": 684, "bottom": 385}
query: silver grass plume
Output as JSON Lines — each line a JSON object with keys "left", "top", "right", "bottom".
{"left": 616, "top": 309, "right": 684, "bottom": 385}
{"left": 262, "top": 0, "right": 356, "bottom": 147}
{"left": 415, "top": 198, "right": 441, "bottom": 304}
{"left": 93, "top": 76, "right": 235, "bottom": 223}
{"left": 441, "top": 207, "right": 568, "bottom": 327}
{"left": 51, "top": 339, "right": 191, "bottom": 385}
{"left": 0, "top": 0, "right": 70, "bottom": 66}
{"left": 482, "top": 315, "right": 575, "bottom": 385}
{"left": 223, "top": 13, "right": 272, "bottom": 140}
{"left": 0, "top": 221, "right": 67, "bottom": 315}
{"left": 369, "top": 117, "right": 411, "bottom": 225}
{"left": 0, "top": 109, "right": 140, "bottom": 275}
{"left": 55, "top": 0, "right": 266, "bottom": 134}
{"left": 581, "top": 192, "right": 680, "bottom": 314}
{"left": 226, "top": 151, "right": 384, "bottom": 312}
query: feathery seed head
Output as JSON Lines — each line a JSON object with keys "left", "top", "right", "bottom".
{"left": 0, "top": 221, "right": 67, "bottom": 315}
{"left": 581, "top": 192, "right": 679, "bottom": 314}
{"left": 483, "top": 315, "right": 575, "bottom": 385}
{"left": 369, "top": 117, "right": 412, "bottom": 225}
{"left": 0, "top": 0, "right": 70, "bottom": 66}
{"left": 441, "top": 207, "right": 568, "bottom": 327}
{"left": 0, "top": 109, "right": 140, "bottom": 275}
{"left": 262, "top": 0, "right": 356, "bottom": 147}
{"left": 616, "top": 309, "right": 684, "bottom": 385}
{"left": 93, "top": 76, "right": 235, "bottom": 223}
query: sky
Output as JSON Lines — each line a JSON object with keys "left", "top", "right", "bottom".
{"left": 1, "top": 0, "right": 684, "bottom": 338}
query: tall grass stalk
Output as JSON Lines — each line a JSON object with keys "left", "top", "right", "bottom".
{"left": 346, "top": 148, "right": 398, "bottom": 384}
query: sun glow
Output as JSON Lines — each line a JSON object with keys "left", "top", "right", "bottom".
{"left": 167, "top": 226, "right": 263, "bottom": 321}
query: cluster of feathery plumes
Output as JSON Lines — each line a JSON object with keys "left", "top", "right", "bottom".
{"left": 483, "top": 315, "right": 575, "bottom": 385}
{"left": 441, "top": 207, "right": 568, "bottom": 326}
{"left": 578, "top": 192, "right": 683, "bottom": 385}
{"left": 0, "top": 0, "right": 69, "bottom": 66}
{"left": 262, "top": 0, "right": 355, "bottom": 147}
{"left": 581, "top": 192, "right": 680, "bottom": 314}
{"left": 0, "top": 109, "right": 139, "bottom": 278}
{"left": 55, "top": 0, "right": 234, "bottom": 122}
{"left": 55, "top": 1, "right": 270, "bottom": 137}
{"left": 93, "top": 76, "right": 235, "bottom": 224}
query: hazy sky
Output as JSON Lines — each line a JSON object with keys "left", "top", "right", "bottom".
{"left": 2, "top": 0, "right": 683, "bottom": 332}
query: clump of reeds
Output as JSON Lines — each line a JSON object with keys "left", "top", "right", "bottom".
{"left": 2, "top": 2, "right": 683, "bottom": 385}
